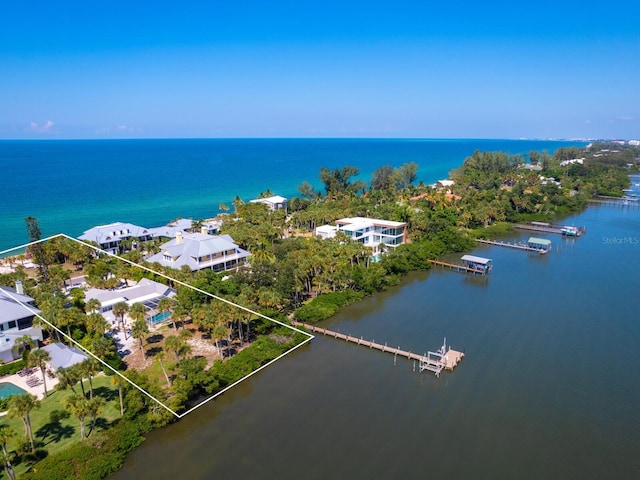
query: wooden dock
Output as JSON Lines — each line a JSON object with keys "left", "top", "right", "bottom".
{"left": 427, "top": 259, "right": 488, "bottom": 275}
{"left": 475, "top": 238, "right": 548, "bottom": 254}
{"left": 513, "top": 223, "right": 586, "bottom": 236}
{"left": 295, "top": 322, "right": 464, "bottom": 377}
{"left": 588, "top": 197, "right": 640, "bottom": 208}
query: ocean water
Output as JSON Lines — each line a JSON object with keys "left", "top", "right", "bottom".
{"left": 0, "top": 138, "right": 584, "bottom": 253}
{"left": 113, "top": 201, "right": 640, "bottom": 480}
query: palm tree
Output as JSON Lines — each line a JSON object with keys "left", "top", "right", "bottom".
{"left": 86, "top": 312, "right": 109, "bottom": 335}
{"left": 68, "top": 363, "right": 87, "bottom": 398}
{"left": 156, "top": 351, "right": 171, "bottom": 388}
{"left": 27, "top": 348, "right": 51, "bottom": 397}
{"left": 171, "top": 304, "right": 188, "bottom": 330}
{"left": 164, "top": 335, "right": 182, "bottom": 362}
{"left": 86, "top": 396, "right": 105, "bottom": 437}
{"left": 85, "top": 297, "right": 101, "bottom": 314}
{"left": 11, "top": 334, "right": 35, "bottom": 359}
{"left": 0, "top": 425, "right": 16, "bottom": 480}
{"left": 65, "top": 394, "right": 90, "bottom": 440}
{"left": 81, "top": 359, "right": 100, "bottom": 399}
{"left": 129, "top": 302, "right": 146, "bottom": 324}
{"left": 131, "top": 319, "right": 149, "bottom": 361}
{"left": 112, "top": 301, "right": 129, "bottom": 338}
{"left": 55, "top": 367, "right": 78, "bottom": 394}
{"left": 7, "top": 394, "right": 40, "bottom": 452}
{"left": 111, "top": 375, "right": 126, "bottom": 416}
{"left": 157, "top": 297, "right": 174, "bottom": 327}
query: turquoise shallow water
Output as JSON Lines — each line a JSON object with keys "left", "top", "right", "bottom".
{"left": 112, "top": 203, "right": 640, "bottom": 480}
{"left": 0, "top": 138, "right": 584, "bottom": 252}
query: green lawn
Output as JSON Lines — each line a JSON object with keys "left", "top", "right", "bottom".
{"left": 0, "top": 375, "right": 122, "bottom": 477}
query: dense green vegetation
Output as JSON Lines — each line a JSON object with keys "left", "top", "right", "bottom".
{"left": 0, "top": 142, "right": 636, "bottom": 478}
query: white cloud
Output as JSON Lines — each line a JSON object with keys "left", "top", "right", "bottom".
{"left": 95, "top": 124, "right": 142, "bottom": 135}
{"left": 29, "top": 120, "right": 55, "bottom": 133}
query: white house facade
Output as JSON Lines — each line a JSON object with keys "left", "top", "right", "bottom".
{"left": 146, "top": 232, "right": 250, "bottom": 273}
{"left": 0, "top": 283, "right": 44, "bottom": 363}
{"left": 315, "top": 217, "right": 407, "bottom": 254}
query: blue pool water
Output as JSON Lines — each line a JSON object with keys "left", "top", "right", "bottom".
{"left": 150, "top": 311, "right": 172, "bottom": 324}
{"left": 0, "top": 382, "right": 28, "bottom": 399}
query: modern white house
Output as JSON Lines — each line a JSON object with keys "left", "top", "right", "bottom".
{"left": 78, "top": 222, "right": 153, "bottom": 254}
{"left": 315, "top": 217, "right": 407, "bottom": 255}
{"left": 85, "top": 278, "right": 176, "bottom": 324}
{"left": 249, "top": 195, "right": 288, "bottom": 212}
{"left": 146, "top": 232, "right": 250, "bottom": 273}
{"left": 0, "top": 282, "right": 44, "bottom": 363}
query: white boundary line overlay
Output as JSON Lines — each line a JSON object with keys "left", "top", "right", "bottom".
{"left": 1, "top": 234, "right": 314, "bottom": 419}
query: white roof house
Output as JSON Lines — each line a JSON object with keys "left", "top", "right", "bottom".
{"left": 41, "top": 342, "right": 89, "bottom": 371}
{"left": 78, "top": 222, "right": 153, "bottom": 254}
{"left": 85, "top": 278, "right": 176, "bottom": 322}
{"left": 0, "top": 284, "right": 44, "bottom": 363}
{"left": 315, "top": 217, "right": 407, "bottom": 255}
{"left": 249, "top": 195, "right": 288, "bottom": 211}
{"left": 146, "top": 232, "right": 250, "bottom": 273}
{"left": 148, "top": 219, "right": 221, "bottom": 240}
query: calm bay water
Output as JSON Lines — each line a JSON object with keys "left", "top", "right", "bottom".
{"left": 112, "top": 203, "right": 640, "bottom": 479}
{"left": 0, "top": 138, "right": 582, "bottom": 252}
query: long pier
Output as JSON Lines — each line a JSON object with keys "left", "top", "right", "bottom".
{"left": 513, "top": 223, "right": 586, "bottom": 236}
{"left": 294, "top": 322, "right": 464, "bottom": 376}
{"left": 475, "top": 238, "right": 548, "bottom": 254}
{"left": 588, "top": 197, "right": 640, "bottom": 208}
{"left": 427, "top": 259, "right": 487, "bottom": 275}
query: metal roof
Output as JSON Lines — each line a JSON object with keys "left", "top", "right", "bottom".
{"left": 461, "top": 254, "right": 492, "bottom": 264}
{"left": 528, "top": 237, "right": 552, "bottom": 246}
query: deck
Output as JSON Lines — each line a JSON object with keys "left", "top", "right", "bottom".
{"left": 513, "top": 223, "right": 586, "bottom": 236}
{"left": 427, "top": 259, "right": 489, "bottom": 275}
{"left": 295, "top": 322, "right": 464, "bottom": 376}
{"left": 475, "top": 238, "right": 549, "bottom": 254}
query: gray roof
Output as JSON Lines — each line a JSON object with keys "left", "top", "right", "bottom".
{"left": 41, "top": 342, "right": 89, "bottom": 370}
{"left": 461, "top": 254, "right": 492, "bottom": 265}
{"left": 0, "top": 286, "right": 41, "bottom": 323}
{"left": 147, "top": 233, "right": 250, "bottom": 271}
{"left": 78, "top": 222, "right": 150, "bottom": 244}
{"left": 85, "top": 278, "right": 175, "bottom": 308}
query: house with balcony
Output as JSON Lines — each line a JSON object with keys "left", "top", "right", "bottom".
{"left": 78, "top": 222, "right": 153, "bottom": 254}
{"left": 0, "top": 282, "right": 44, "bottom": 363}
{"left": 146, "top": 232, "right": 250, "bottom": 273}
{"left": 315, "top": 217, "right": 407, "bottom": 255}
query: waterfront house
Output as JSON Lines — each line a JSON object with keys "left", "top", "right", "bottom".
{"left": 0, "top": 282, "right": 44, "bottom": 363}
{"left": 315, "top": 217, "right": 407, "bottom": 255}
{"left": 78, "top": 222, "right": 153, "bottom": 254}
{"left": 85, "top": 278, "right": 176, "bottom": 324}
{"left": 249, "top": 195, "right": 288, "bottom": 212}
{"left": 146, "top": 232, "right": 250, "bottom": 273}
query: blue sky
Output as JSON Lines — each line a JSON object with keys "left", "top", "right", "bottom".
{"left": 1, "top": 1, "right": 638, "bottom": 139}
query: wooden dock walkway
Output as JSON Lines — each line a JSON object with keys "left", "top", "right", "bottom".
{"left": 427, "top": 259, "right": 488, "bottom": 275}
{"left": 513, "top": 223, "right": 586, "bottom": 236}
{"left": 475, "top": 238, "right": 548, "bottom": 254}
{"left": 294, "top": 322, "right": 464, "bottom": 376}
{"left": 588, "top": 197, "right": 640, "bottom": 208}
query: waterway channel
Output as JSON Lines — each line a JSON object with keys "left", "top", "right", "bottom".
{"left": 113, "top": 203, "right": 640, "bottom": 480}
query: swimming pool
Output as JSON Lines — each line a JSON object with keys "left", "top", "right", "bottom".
{"left": 150, "top": 311, "right": 172, "bottom": 324}
{"left": 0, "top": 382, "right": 28, "bottom": 399}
